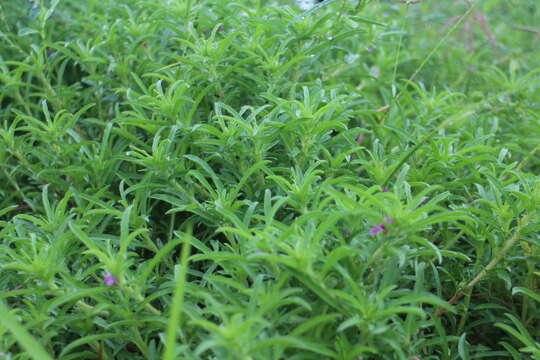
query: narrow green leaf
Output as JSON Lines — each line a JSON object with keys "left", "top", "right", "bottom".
{"left": 0, "top": 301, "right": 54, "bottom": 360}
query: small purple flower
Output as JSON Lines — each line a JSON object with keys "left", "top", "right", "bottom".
{"left": 370, "top": 224, "right": 387, "bottom": 236}
{"left": 366, "top": 47, "right": 375, "bottom": 53}
{"left": 384, "top": 216, "right": 393, "bottom": 224}
{"left": 382, "top": 187, "right": 389, "bottom": 192}
{"left": 104, "top": 273, "right": 117, "bottom": 287}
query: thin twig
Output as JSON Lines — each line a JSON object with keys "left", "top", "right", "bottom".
{"left": 512, "top": 24, "right": 540, "bottom": 35}
{"left": 408, "top": 2, "right": 477, "bottom": 83}
{"left": 437, "top": 212, "right": 533, "bottom": 316}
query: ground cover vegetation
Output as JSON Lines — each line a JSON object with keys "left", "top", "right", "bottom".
{"left": 0, "top": 0, "right": 539, "bottom": 358}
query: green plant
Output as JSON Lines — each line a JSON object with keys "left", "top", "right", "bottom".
{"left": 0, "top": 0, "right": 539, "bottom": 358}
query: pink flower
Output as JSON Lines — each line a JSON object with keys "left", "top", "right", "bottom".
{"left": 370, "top": 216, "right": 394, "bottom": 236}
{"left": 104, "top": 273, "right": 117, "bottom": 286}
{"left": 370, "top": 224, "right": 387, "bottom": 236}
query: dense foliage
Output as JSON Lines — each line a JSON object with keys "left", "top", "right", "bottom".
{"left": 1, "top": 0, "right": 539, "bottom": 359}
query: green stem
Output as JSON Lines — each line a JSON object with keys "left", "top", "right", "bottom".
{"left": 163, "top": 231, "right": 193, "bottom": 360}
{"left": 123, "top": 286, "right": 162, "bottom": 316}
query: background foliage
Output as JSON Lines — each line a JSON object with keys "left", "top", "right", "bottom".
{"left": 0, "top": 0, "right": 539, "bottom": 358}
